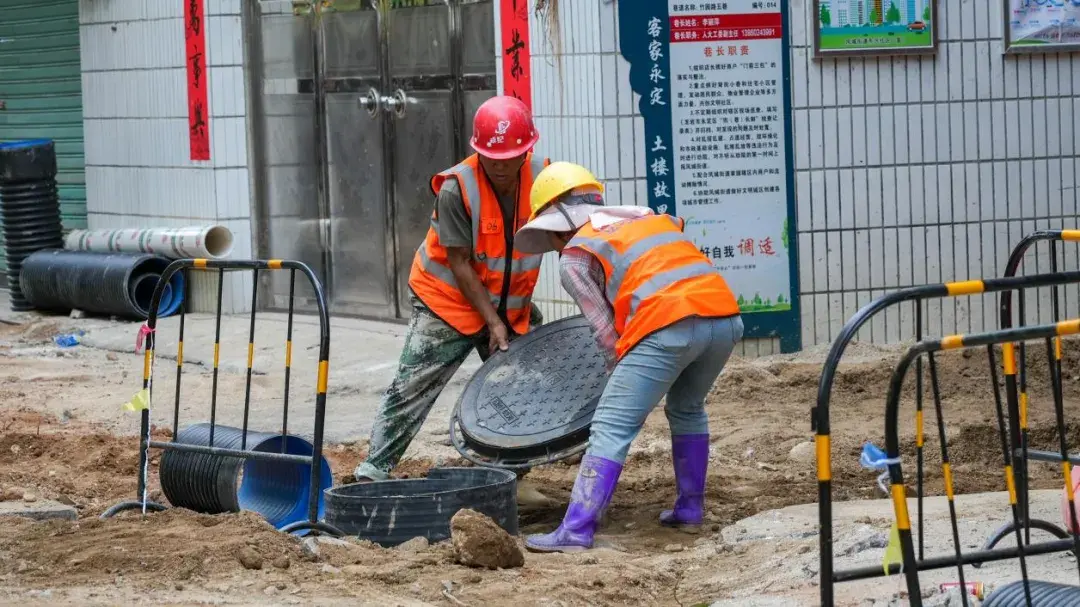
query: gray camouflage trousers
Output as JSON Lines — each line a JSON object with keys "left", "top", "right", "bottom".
{"left": 354, "top": 295, "right": 542, "bottom": 481}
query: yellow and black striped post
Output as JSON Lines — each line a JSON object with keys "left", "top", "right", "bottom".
{"left": 1002, "top": 338, "right": 1030, "bottom": 537}
{"left": 171, "top": 268, "right": 189, "bottom": 442}
{"left": 207, "top": 267, "right": 225, "bottom": 446}
{"left": 138, "top": 322, "right": 155, "bottom": 508}
{"left": 989, "top": 339, "right": 1032, "bottom": 603}
{"left": 307, "top": 343, "right": 330, "bottom": 524}
{"left": 240, "top": 267, "right": 259, "bottom": 450}
{"left": 1046, "top": 323, "right": 1080, "bottom": 583}
{"left": 925, "top": 351, "right": 970, "bottom": 597}
{"left": 914, "top": 300, "right": 926, "bottom": 559}
{"left": 280, "top": 268, "right": 297, "bottom": 453}
{"left": 996, "top": 229, "right": 1080, "bottom": 547}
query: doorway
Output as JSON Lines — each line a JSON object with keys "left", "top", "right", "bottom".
{"left": 248, "top": 0, "right": 497, "bottom": 318}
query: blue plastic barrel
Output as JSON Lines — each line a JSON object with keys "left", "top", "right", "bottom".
{"left": 159, "top": 423, "right": 334, "bottom": 530}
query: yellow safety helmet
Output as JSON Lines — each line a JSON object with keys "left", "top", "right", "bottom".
{"left": 529, "top": 162, "right": 604, "bottom": 221}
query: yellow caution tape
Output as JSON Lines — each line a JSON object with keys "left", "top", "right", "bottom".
{"left": 883, "top": 522, "right": 903, "bottom": 575}
{"left": 122, "top": 388, "right": 150, "bottom": 412}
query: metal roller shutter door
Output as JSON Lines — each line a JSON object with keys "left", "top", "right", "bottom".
{"left": 0, "top": 0, "right": 86, "bottom": 273}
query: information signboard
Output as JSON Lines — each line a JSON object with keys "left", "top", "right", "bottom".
{"left": 619, "top": 0, "right": 800, "bottom": 351}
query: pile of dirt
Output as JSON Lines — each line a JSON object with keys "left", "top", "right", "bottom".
{"left": 0, "top": 498, "right": 704, "bottom": 605}
{"left": 0, "top": 509, "right": 303, "bottom": 588}
{"left": 0, "top": 409, "right": 174, "bottom": 514}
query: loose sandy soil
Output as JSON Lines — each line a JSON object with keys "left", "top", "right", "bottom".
{"left": 2, "top": 315, "right": 1080, "bottom": 605}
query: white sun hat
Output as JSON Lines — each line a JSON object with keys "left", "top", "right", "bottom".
{"left": 515, "top": 188, "right": 604, "bottom": 254}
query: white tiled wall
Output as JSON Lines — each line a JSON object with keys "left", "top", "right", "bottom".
{"left": 790, "top": 0, "right": 1080, "bottom": 348}
{"left": 506, "top": 0, "right": 779, "bottom": 356}
{"left": 79, "top": 0, "right": 253, "bottom": 313}
{"left": 513, "top": 0, "right": 1080, "bottom": 352}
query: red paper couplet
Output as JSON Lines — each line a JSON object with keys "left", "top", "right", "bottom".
{"left": 185, "top": 0, "right": 210, "bottom": 161}
{"left": 499, "top": 0, "right": 532, "bottom": 110}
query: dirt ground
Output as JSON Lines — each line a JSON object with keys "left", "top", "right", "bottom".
{"left": 2, "top": 314, "right": 1080, "bottom": 605}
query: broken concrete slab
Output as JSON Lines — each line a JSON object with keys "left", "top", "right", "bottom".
{"left": 701, "top": 489, "right": 1079, "bottom": 606}
{"left": 0, "top": 499, "right": 77, "bottom": 521}
{"left": 301, "top": 535, "right": 352, "bottom": 559}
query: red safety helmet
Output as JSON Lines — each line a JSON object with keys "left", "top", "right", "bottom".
{"left": 470, "top": 96, "right": 539, "bottom": 160}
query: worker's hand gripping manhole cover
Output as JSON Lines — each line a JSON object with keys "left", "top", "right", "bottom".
{"left": 452, "top": 315, "right": 611, "bottom": 468}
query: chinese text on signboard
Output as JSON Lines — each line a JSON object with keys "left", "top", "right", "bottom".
{"left": 667, "top": 2, "right": 793, "bottom": 314}
{"left": 620, "top": 0, "right": 799, "bottom": 349}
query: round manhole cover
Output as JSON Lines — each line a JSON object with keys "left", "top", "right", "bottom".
{"left": 456, "top": 315, "right": 610, "bottom": 454}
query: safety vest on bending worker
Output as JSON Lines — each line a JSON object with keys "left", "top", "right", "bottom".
{"left": 409, "top": 152, "right": 550, "bottom": 336}
{"left": 566, "top": 214, "right": 740, "bottom": 360}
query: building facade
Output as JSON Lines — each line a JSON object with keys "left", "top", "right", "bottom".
{"left": 0, "top": 0, "right": 1076, "bottom": 356}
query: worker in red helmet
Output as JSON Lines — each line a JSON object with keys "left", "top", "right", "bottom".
{"left": 353, "top": 96, "right": 556, "bottom": 507}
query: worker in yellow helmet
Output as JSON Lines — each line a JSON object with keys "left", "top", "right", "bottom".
{"left": 514, "top": 162, "right": 743, "bottom": 552}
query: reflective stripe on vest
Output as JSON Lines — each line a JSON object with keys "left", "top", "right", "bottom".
{"left": 566, "top": 213, "right": 739, "bottom": 358}
{"left": 441, "top": 161, "right": 483, "bottom": 250}
{"left": 416, "top": 246, "right": 530, "bottom": 309}
{"left": 411, "top": 153, "right": 548, "bottom": 335}
{"left": 423, "top": 154, "right": 547, "bottom": 275}
{"left": 625, "top": 261, "right": 717, "bottom": 326}
{"left": 483, "top": 254, "right": 543, "bottom": 274}
{"left": 568, "top": 228, "right": 685, "bottom": 301}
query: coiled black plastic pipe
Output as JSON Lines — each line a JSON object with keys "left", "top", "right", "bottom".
{"left": 983, "top": 580, "right": 1080, "bottom": 606}
{"left": 0, "top": 139, "right": 63, "bottom": 311}
{"left": 19, "top": 249, "right": 179, "bottom": 320}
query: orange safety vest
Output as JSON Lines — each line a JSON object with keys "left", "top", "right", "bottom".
{"left": 566, "top": 214, "right": 740, "bottom": 360}
{"left": 409, "top": 152, "right": 550, "bottom": 336}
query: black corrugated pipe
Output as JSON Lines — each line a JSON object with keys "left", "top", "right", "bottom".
{"left": 159, "top": 424, "right": 334, "bottom": 531}
{"left": 984, "top": 580, "right": 1080, "bottom": 606}
{"left": 0, "top": 139, "right": 64, "bottom": 312}
{"left": 324, "top": 468, "right": 518, "bottom": 547}
{"left": 18, "top": 249, "right": 184, "bottom": 320}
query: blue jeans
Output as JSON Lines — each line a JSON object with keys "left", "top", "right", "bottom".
{"left": 586, "top": 315, "right": 744, "bottom": 464}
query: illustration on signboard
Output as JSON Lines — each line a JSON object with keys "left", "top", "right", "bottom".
{"left": 1005, "top": 0, "right": 1080, "bottom": 52}
{"left": 617, "top": 0, "right": 801, "bottom": 352}
{"left": 813, "top": 0, "right": 937, "bottom": 56}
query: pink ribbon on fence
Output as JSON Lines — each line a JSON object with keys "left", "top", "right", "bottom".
{"left": 135, "top": 324, "right": 154, "bottom": 352}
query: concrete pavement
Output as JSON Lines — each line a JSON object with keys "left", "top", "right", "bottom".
{"left": 1, "top": 288, "right": 481, "bottom": 449}
{"left": 85, "top": 309, "right": 482, "bottom": 446}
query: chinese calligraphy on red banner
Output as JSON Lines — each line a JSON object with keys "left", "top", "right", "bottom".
{"left": 499, "top": 0, "right": 532, "bottom": 110}
{"left": 185, "top": 0, "right": 210, "bottom": 161}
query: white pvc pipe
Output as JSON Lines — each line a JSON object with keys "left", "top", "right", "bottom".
{"left": 64, "top": 226, "right": 234, "bottom": 259}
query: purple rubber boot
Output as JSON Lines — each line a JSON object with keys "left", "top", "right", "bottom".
{"left": 525, "top": 455, "right": 623, "bottom": 553}
{"left": 659, "top": 434, "right": 709, "bottom": 529}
